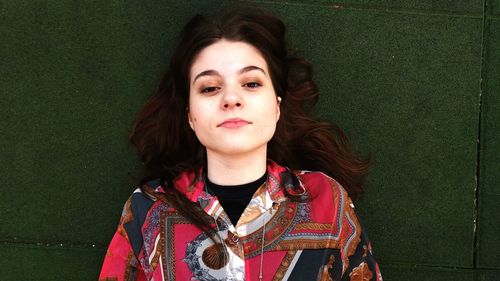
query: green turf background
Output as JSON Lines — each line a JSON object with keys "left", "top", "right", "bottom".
{"left": 1, "top": 0, "right": 498, "bottom": 280}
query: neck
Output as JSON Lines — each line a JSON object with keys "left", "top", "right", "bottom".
{"left": 206, "top": 147, "right": 267, "bottom": 186}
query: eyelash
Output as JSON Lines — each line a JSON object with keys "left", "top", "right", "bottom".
{"left": 200, "top": 86, "right": 220, "bottom": 94}
{"left": 198, "top": 81, "right": 262, "bottom": 94}
{"left": 243, "top": 81, "right": 261, "bottom": 88}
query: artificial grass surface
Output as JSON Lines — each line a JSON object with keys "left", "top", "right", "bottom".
{"left": 477, "top": 18, "right": 500, "bottom": 269}
{"left": 0, "top": 0, "right": 230, "bottom": 244}
{"left": 259, "top": 2, "right": 482, "bottom": 267}
{"left": 1, "top": 0, "right": 498, "bottom": 279}
{"left": 489, "top": 0, "right": 500, "bottom": 16}
{"left": 267, "top": 0, "right": 485, "bottom": 14}
{"left": 380, "top": 265, "right": 475, "bottom": 281}
{"left": 0, "top": 244, "right": 104, "bottom": 280}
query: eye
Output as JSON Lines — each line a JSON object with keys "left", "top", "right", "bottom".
{"left": 200, "top": 86, "right": 220, "bottom": 94}
{"left": 243, "top": 82, "right": 261, "bottom": 88}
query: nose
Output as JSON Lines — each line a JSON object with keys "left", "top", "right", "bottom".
{"left": 221, "top": 88, "right": 243, "bottom": 110}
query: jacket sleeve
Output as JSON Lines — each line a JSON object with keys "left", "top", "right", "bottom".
{"left": 99, "top": 198, "right": 147, "bottom": 281}
{"left": 339, "top": 196, "right": 382, "bottom": 281}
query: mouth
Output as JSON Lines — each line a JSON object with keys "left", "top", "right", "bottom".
{"left": 217, "top": 118, "right": 252, "bottom": 128}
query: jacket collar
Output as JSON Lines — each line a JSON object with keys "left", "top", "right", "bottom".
{"left": 143, "top": 160, "right": 307, "bottom": 230}
{"left": 171, "top": 160, "right": 289, "bottom": 205}
{"left": 146, "top": 160, "right": 290, "bottom": 204}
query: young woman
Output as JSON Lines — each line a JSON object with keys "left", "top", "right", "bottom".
{"left": 99, "top": 6, "right": 382, "bottom": 281}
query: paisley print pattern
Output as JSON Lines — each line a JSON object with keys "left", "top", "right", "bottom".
{"left": 99, "top": 161, "right": 382, "bottom": 281}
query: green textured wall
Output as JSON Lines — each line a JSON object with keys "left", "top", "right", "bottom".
{"left": 1, "top": 0, "right": 498, "bottom": 280}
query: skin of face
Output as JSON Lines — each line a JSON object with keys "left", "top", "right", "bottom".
{"left": 188, "top": 39, "right": 280, "bottom": 160}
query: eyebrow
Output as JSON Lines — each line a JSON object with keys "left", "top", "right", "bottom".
{"left": 238, "top": 65, "right": 266, "bottom": 75}
{"left": 192, "top": 65, "right": 266, "bottom": 84}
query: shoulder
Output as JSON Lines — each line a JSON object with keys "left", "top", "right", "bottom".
{"left": 295, "top": 170, "right": 351, "bottom": 206}
{"left": 296, "top": 170, "right": 364, "bottom": 253}
{"left": 293, "top": 170, "right": 359, "bottom": 228}
{"left": 125, "top": 187, "right": 156, "bottom": 222}
{"left": 119, "top": 180, "right": 166, "bottom": 257}
{"left": 123, "top": 178, "right": 169, "bottom": 224}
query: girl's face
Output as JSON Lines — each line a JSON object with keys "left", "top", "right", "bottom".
{"left": 188, "top": 39, "right": 280, "bottom": 159}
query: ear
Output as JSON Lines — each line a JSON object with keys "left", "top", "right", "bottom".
{"left": 276, "top": 96, "right": 282, "bottom": 121}
{"left": 187, "top": 107, "right": 195, "bottom": 130}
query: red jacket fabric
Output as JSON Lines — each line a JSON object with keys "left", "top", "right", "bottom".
{"left": 99, "top": 161, "right": 382, "bottom": 281}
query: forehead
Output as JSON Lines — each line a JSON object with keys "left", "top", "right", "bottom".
{"left": 190, "top": 40, "right": 269, "bottom": 78}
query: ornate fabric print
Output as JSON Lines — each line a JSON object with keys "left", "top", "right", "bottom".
{"left": 272, "top": 250, "right": 299, "bottom": 280}
{"left": 316, "top": 254, "right": 335, "bottom": 281}
{"left": 99, "top": 161, "right": 382, "bottom": 281}
{"left": 349, "top": 262, "right": 373, "bottom": 281}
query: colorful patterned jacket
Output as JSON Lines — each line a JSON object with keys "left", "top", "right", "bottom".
{"left": 99, "top": 161, "right": 382, "bottom": 281}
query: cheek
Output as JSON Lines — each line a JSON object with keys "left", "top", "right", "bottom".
{"left": 187, "top": 108, "right": 195, "bottom": 129}
{"left": 267, "top": 101, "right": 280, "bottom": 122}
{"left": 187, "top": 96, "right": 202, "bottom": 125}
{"left": 188, "top": 104, "right": 211, "bottom": 131}
{"left": 257, "top": 107, "right": 279, "bottom": 130}
{"left": 188, "top": 112, "right": 201, "bottom": 130}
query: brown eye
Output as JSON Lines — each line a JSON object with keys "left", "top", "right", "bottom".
{"left": 244, "top": 82, "right": 261, "bottom": 88}
{"left": 201, "top": 86, "right": 220, "bottom": 94}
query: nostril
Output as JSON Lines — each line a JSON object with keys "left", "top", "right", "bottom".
{"left": 236, "top": 102, "right": 241, "bottom": 107}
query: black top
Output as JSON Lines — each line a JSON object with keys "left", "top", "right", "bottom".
{"left": 205, "top": 172, "right": 267, "bottom": 226}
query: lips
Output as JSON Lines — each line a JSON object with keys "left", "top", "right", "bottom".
{"left": 217, "top": 118, "right": 252, "bottom": 128}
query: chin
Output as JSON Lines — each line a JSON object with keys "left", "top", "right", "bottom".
{"left": 207, "top": 142, "right": 269, "bottom": 157}
{"left": 219, "top": 145, "right": 261, "bottom": 156}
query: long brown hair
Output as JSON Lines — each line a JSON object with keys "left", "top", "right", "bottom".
{"left": 130, "top": 6, "right": 371, "bottom": 231}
